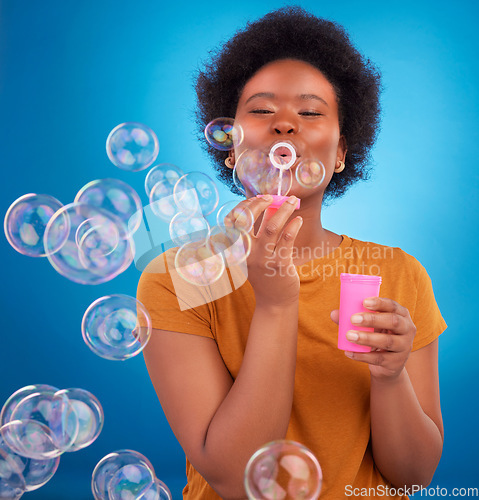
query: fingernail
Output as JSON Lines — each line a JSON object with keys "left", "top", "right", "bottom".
{"left": 287, "top": 196, "right": 298, "bottom": 205}
{"left": 346, "top": 331, "right": 359, "bottom": 341}
{"left": 364, "top": 298, "right": 376, "bottom": 308}
{"left": 351, "top": 314, "right": 363, "bottom": 324}
{"left": 344, "top": 351, "right": 353, "bottom": 358}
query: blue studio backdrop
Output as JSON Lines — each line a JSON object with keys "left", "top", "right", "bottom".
{"left": 1, "top": 0, "right": 478, "bottom": 498}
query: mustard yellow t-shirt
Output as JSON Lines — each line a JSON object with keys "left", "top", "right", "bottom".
{"left": 137, "top": 234, "right": 447, "bottom": 499}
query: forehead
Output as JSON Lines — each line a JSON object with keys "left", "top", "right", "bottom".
{"left": 239, "top": 59, "right": 338, "bottom": 105}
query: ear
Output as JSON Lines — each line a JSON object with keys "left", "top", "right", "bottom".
{"left": 225, "top": 150, "right": 236, "bottom": 169}
{"left": 337, "top": 135, "right": 347, "bottom": 163}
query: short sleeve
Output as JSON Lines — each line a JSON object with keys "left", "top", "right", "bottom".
{"left": 410, "top": 258, "right": 447, "bottom": 351}
{"left": 136, "top": 253, "right": 215, "bottom": 339}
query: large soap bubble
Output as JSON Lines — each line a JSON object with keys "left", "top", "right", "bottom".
{"left": 1, "top": 385, "right": 59, "bottom": 428}
{"left": 4, "top": 194, "right": 64, "bottom": 257}
{"left": 244, "top": 440, "right": 322, "bottom": 500}
{"left": 173, "top": 172, "right": 219, "bottom": 216}
{"left": 82, "top": 295, "right": 152, "bottom": 361}
{"left": 174, "top": 239, "right": 225, "bottom": 286}
{"left": 204, "top": 118, "right": 243, "bottom": 151}
{"left": 74, "top": 179, "right": 142, "bottom": 237}
{"left": 91, "top": 449, "right": 156, "bottom": 500}
{"left": 145, "top": 163, "right": 184, "bottom": 197}
{"left": 234, "top": 150, "right": 292, "bottom": 197}
{"left": 55, "top": 388, "right": 104, "bottom": 452}
{"left": 43, "top": 203, "right": 134, "bottom": 285}
{"left": 0, "top": 433, "right": 60, "bottom": 492}
{"left": 1, "top": 389, "right": 79, "bottom": 460}
{"left": 106, "top": 122, "right": 159, "bottom": 172}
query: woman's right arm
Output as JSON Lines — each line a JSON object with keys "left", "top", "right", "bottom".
{"left": 143, "top": 196, "right": 303, "bottom": 499}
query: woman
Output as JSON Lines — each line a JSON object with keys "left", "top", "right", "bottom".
{"left": 137, "top": 7, "right": 446, "bottom": 499}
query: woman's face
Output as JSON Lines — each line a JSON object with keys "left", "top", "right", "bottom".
{"left": 234, "top": 58, "right": 346, "bottom": 199}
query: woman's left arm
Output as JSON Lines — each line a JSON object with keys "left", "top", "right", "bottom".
{"left": 332, "top": 297, "right": 444, "bottom": 489}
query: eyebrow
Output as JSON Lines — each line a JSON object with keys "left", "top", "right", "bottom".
{"left": 244, "top": 92, "right": 329, "bottom": 107}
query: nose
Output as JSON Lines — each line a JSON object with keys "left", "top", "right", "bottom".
{"left": 272, "top": 110, "right": 297, "bottom": 135}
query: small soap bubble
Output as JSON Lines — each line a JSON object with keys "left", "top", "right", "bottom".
{"left": 244, "top": 440, "right": 322, "bottom": 500}
{"left": 108, "top": 463, "right": 156, "bottom": 500}
{"left": 141, "top": 478, "right": 172, "bottom": 500}
{"left": 145, "top": 164, "right": 184, "bottom": 197}
{"left": 82, "top": 295, "right": 152, "bottom": 361}
{"left": 169, "top": 213, "right": 209, "bottom": 247}
{"left": 106, "top": 123, "right": 159, "bottom": 172}
{"left": 74, "top": 179, "right": 142, "bottom": 237}
{"left": 0, "top": 433, "right": 59, "bottom": 492}
{"left": 149, "top": 180, "right": 178, "bottom": 223}
{"left": 43, "top": 203, "right": 134, "bottom": 285}
{"left": 4, "top": 194, "right": 64, "bottom": 257}
{"left": 174, "top": 239, "right": 225, "bottom": 286}
{"left": 235, "top": 150, "right": 292, "bottom": 197}
{"left": 174, "top": 172, "right": 219, "bottom": 217}
{"left": 207, "top": 226, "right": 251, "bottom": 267}
{"left": 295, "top": 159, "right": 325, "bottom": 189}
{"left": 205, "top": 118, "right": 243, "bottom": 151}
{"left": 54, "top": 389, "right": 103, "bottom": 452}
{"left": 91, "top": 449, "right": 156, "bottom": 500}
{"left": 216, "top": 201, "right": 254, "bottom": 234}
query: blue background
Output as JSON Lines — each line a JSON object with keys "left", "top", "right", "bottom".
{"left": 1, "top": 0, "right": 478, "bottom": 498}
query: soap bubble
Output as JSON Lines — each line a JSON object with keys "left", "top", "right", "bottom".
{"left": 82, "top": 295, "right": 152, "bottom": 361}
{"left": 174, "top": 239, "right": 225, "bottom": 286}
{"left": 295, "top": 160, "right": 325, "bottom": 189}
{"left": 1, "top": 385, "right": 58, "bottom": 428}
{"left": 108, "top": 462, "right": 157, "bottom": 500}
{"left": 74, "top": 179, "right": 142, "bottom": 237}
{"left": 169, "top": 213, "right": 209, "bottom": 246}
{"left": 145, "top": 163, "right": 184, "bottom": 197}
{"left": 207, "top": 226, "right": 251, "bottom": 267}
{"left": 244, "top": 440, "right": 322, "bottom": 500}
{"left": 216, "top": 201, "right": 254, "bottom": 234}
{"left": 149, "top": 180, "right": 178, "bottom": 223}
{"left": 0, "top": 447, "right": 26, "bottom": 499}
{"left": 55, "top": 389, "right": 103, "bottom": 452}
{"left": 91, "top": 449, "right": 156, "bottom": 500}
{"left": 0, "top": 433, "right": 60, "bottom": 492}
{"left": 4, "top": 194, "right": 64, "bottom": 257}
{"left": 204, "top": 118, "right": 243, "bottom": 151}
{"left": 174, "top": 172, "right": 219, "bottom": 216}
{"left": 106, "top": 122, "right": 159, "bottom": 172}
{"left": 140, "top": 478, "right": 172, "bottom": 500}
{"left": 234, "top": 150, "right": 292, "bottom": 197}
{"left": 43, "top": 203, "right": 134, "bottom": 285}
{"left": 1, "top": 389, "right": 79, "bottom": 459}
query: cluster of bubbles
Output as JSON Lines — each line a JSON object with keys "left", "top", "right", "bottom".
{"left": 92, "top": 449, "right": 171, "bottom": 500}
{"left": 244, "top": 440, "right": 323, "bottom": 500}
{"left": 82, "top": 294, "right": 152, "bottom": 361}
{"left": 0, "top": 385, "right": 103, "bottom": 498}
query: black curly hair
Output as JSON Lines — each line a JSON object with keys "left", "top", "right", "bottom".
{"left": 195, "top": 6, "right": 382, "bottom": 205}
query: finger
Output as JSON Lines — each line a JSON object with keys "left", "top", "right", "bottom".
{"left": 330, "top": 309, "right": 339, "bottom": 324}
{"left": 273, "top": 215, "right": 303, "bottom": 261}
{"left": 345, "top": 330, "right": 400, "bottom": 352}
{"left": 350, "top": 310, "right": 406, "bottom": 334}
{"left": 344, "top": 350, "right": 392, "bottom": 366}
{"left": 362, "top": 297, "right": 410, "bottom": 318}
{"left": 256, "top": 195, "right": 299, "bottom": 241}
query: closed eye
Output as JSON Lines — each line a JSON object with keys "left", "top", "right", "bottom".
{"left": 250, "top": 109, "right": 274, "bottom": 114}
{"left": 300, "top": 111, "right": 323, "bottom": 116}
